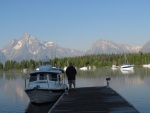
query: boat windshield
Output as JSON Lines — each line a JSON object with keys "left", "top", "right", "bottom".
{"left": 29, "top": 75, "right": 37, "bottom": 82}
{"left": 49, "top": 73, "right": 57, "bottom": 81}
{"left": 29, "top": 73, "right": 59, "bottom": 82}
{"left": 39, "top": 74, "right": 47, "bottom": 80}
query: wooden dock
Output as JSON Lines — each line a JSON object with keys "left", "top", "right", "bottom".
{"left": 49, "top": 86, "right": 139, "bottom": 113}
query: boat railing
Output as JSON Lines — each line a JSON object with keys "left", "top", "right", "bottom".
{"left": 47, "top": 79, "right": 49, "bottom": 88}
{"left": 24, "top": 77, "right": 31, "bottom": 88}
{"left": 25, "top": 78, "right": 27, "bottom": 88}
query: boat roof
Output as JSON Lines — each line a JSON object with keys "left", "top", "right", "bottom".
{"left": 30, "top": 65, "right": 64, "bottom": 75}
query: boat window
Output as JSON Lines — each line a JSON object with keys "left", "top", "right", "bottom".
{"left": 29, "top": 75, "right": 37, "bottom": 82}
{"left": 49, "top": 73, "right": 57, "bottom": 81}
{"left": 39, "top": 74, "right": 47, "bottom": 80}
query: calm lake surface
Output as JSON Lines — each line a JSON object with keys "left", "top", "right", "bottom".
{"left": 0, "top": 67, "right": 150, "bottom": 113}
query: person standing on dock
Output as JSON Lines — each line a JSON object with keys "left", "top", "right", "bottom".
{"left": 66, "top": 63, "right": 77, "bottom": 89}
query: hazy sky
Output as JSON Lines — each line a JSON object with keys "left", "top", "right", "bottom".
{"left": 0, "top": 0, "right": 150, "bottom": 51}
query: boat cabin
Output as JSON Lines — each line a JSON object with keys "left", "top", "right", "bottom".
{"left": 29, "top": 72, "right": 61, "bottom": 82}
{"left": 26, "top": 64, "right": 65, "bottom": 89}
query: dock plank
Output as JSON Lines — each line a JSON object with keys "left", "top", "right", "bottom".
{"left": 49, "top": 86, "right": 139, "bottom": 113}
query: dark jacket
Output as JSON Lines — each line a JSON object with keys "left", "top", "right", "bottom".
{"left": 66, "top": 66, "right": 77, "bottom": 80}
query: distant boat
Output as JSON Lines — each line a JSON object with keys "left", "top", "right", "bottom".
{"left": 120, "top": 54, "right": 134, "bottom": 71}
{"left": 80, "top": 67, "right": 88, "bottom": 71}
{"left": 111, "top": 65, "right": 120, "bottom": 70}
{"left": 23, "top": 68, "right": 28, "bottom": 73}
{"left": 142, "top": 64, "right": 150, "bottom": 68}
{"left": 120, "top": 64, "right": 134, "bottom": 71}
{"left": 142, "top": 57, "right": 150, "bottom": 68}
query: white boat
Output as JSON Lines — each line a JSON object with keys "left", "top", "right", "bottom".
{"left": 111, "top": 65, "right": 120, "bottom": 70}
{"left": 142, "top": 57, "right": 150, "bottom": 68}
{"left": 24, "top": 60, "right": 68, "bottom": 104}
{"left": 23, "top": 68, "right": 28, "bottom": 73}
{"left": 120, "top": 55, "right": 134, "bottom": 71}
{"left": 80, "top": 67, "right": 88, "bottom": 70}
{"left": 120, "top": 64, "right": 134, "bottom": 71}
{"left": 142, "top": 64, "right": 150, "bottom": 68}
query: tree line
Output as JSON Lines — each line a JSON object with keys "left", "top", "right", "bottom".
{"left": 0, "top": 52, "right": 149, "bottom": 71}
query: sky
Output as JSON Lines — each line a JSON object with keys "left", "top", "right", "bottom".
{"left": 0, "top": 0, "right": 150, "bottom": 51}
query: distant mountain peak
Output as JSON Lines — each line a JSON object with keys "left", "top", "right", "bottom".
{"left": 86, "top": 39, "right": 142, "bottom": 54}
{"left": 45, "top": 41, "right": 55, "bottom": 47}
{"left": 20, "top": 33, "right": 38, "bottom": 41}
{"left": 0, "top": 33, "right": 84, "bottom": 62}
{"left": 23, "top": 33, "right": 33, "bottom": 37}
{"left": 141, "top": 40, "right": 150, "bottom": 52}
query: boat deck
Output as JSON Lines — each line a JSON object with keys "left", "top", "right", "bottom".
{"left": 49, "top": 86, "right": 139, "bottom": 113}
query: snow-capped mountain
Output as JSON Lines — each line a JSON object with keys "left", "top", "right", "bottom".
{"left": 0, "top": 33, "right": 147, "bottom": 63}
{"left": 1, "top": 33, "right": 84, "bottom": 62}
{"left": 86, "top": 40, "right": 142, "bottom": 54}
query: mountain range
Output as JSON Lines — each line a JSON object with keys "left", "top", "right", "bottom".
{"left": 85, "top": 40, "right": 141, "bottom": 54}
{"left": 0, "top": 33, "right": 149, "bottom": 63}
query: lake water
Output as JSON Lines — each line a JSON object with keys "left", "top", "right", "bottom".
{"left": 0, "top": 68, "right": 150, "bottom": 113}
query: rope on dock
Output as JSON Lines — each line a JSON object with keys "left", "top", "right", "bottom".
{"left": 48, "top": 89, "right": 69, "bottom": 113}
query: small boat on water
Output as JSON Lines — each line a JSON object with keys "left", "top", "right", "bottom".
{"left": 142, "top": 64, "right": 150, "bottom": 68}
{"left": 111, "top": 65, "right": 120, "bottom": 70}
{"left": 80, "top": 66, "right": 88, "bottom": 71}
{"left": 120, "top": 54, "right": 134, "bottom": 71}
{"left": 24, "top": 59, "right": 68, "bottom": 104}
{"left": 120, "top": 64, "right": 134, "bottom": 71}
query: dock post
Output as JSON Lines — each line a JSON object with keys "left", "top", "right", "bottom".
{"left": 106, "top": 77, "right": 110, "bottom": 87}
{"left": 25, "top": 79, "right": 26, "bottom": 88}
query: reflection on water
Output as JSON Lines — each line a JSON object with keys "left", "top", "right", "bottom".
{"left": 0, "top": 68, "right": 150, "bottom": 113}
{"left": 25, "top": 102, "right": 55, "bottom": 113}
{"left": 0, "top": 71, "right": 29, "bottom": 113}
{"left": 120, "top": 69, "right": 134, "bottom": 74}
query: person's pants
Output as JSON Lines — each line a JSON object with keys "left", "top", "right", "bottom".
{"left": 68, "top": 80, "right": 75, "bottom": 88}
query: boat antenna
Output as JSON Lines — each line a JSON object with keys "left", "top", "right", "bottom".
{"left": 43, "top": 56, "right": 50, "bottom": 65}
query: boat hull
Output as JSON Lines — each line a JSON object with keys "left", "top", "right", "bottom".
{"left": 25, "top": 88, "right": 66, "bottom": 104}
{"left": 120, "top": 65, "right": 134, "bottom": 71}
